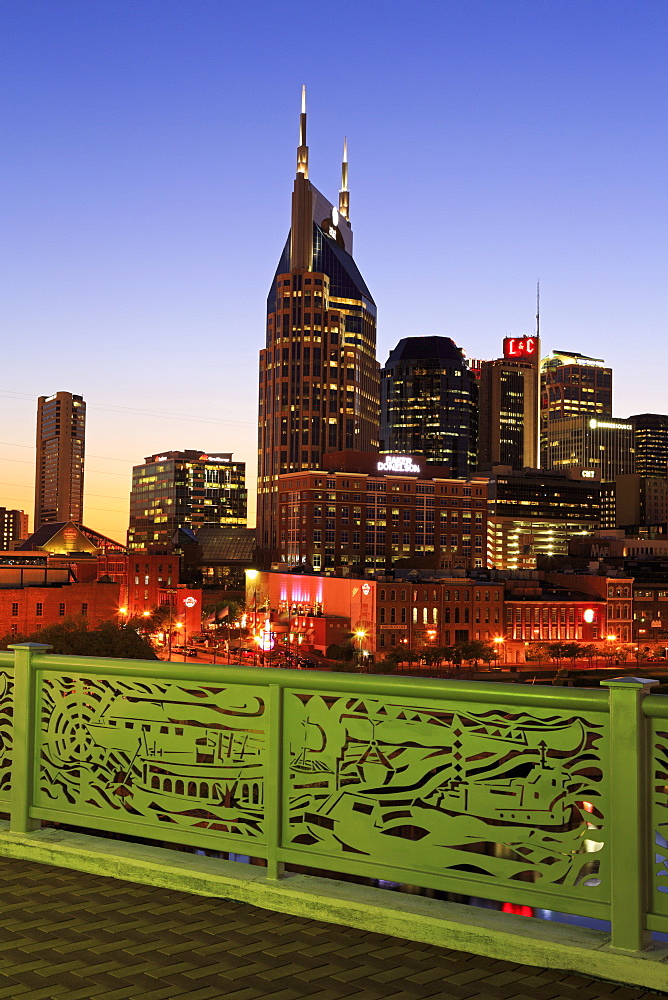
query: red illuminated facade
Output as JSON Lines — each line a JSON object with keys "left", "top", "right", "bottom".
{"left": 544, "top": 573, "right": 633, "bottom": 643}
{"left": 246, "top": 570, "right": 376, "bottom": 654}
{"left": 504, "top": 592, "right": 605, "bottom": 643}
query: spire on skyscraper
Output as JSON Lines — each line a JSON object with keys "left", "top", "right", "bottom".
{"left": 339, "top": 137, "right": 349, "bottom": 220}
{"left": 297, "top": 84, "right": 309, "bottom": 178}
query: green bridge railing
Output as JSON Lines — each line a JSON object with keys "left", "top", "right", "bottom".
{"left": 0, "top": 642, "right": 666, "bottom": 953}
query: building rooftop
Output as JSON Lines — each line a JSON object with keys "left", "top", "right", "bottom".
{"left": 385, "top": 335, "right": 466, "bottom": 366}
{"left": 196, "top": 525, "right": 256, "bottom": 563}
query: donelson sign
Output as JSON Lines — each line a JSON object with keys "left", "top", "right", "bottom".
{"left": 377, "top": 456, "right": 421, "bottom": 474}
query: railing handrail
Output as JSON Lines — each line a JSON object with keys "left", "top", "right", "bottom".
{"left": 642, "top": 692, "right": 668, "bottom": 717}
{"left": 24, "top": 651, "right": 610, "bottom": 711}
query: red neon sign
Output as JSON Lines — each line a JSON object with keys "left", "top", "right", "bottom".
{"left": 503, "top": 336, "right": 537, "bottom": 359}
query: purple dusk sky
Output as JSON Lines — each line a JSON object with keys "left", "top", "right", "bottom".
{"left": 2, "top": 0, "right": 667, "bottom": 540}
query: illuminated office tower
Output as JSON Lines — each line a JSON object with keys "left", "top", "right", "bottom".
{"left": 34, "top": 391, "right": 86, "bottom": 528}
{"left": 630, "top": 413, "right": 668, "bottom": 478}
{"left": 543, "top": 415, "right": 634, "bottom": 481}
{"left": 257, "top": 90, "right": 380, "bottom": 556}
{"left": 380, "top": 336, "right": 478, "bottom": 477}
{"left": 540, "top": 350, "right": 612, "bottom": 466}
{"left": 128, "top": 451, "right": 246, "bottom": 552}
{"left": 487, "top": 467, "right": 602, "bottom": 570}
{"left": 478, "top": 336, "right": 540, "bottom": 470}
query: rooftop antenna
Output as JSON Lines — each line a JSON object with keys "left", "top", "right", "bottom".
{"left": 536, "top": 280, "right": 540, "bottom": 340}
{"left": 339, "top": 137, "right": 349, "bottom": 220}
{"left": 296, "top": 85, "right": 308, "bottom": 178}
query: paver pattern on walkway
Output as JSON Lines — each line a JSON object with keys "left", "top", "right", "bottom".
{"left": 0, "top": 856, "right": 664, "bottom": 1000}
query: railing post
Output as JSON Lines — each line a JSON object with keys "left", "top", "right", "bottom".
{"left": 602, "top": 676, "right": 658, "bottom": 951}
{"left": 265, "top": 683, "right": 284, "bottom": 880}
{"left": 8, "top": 643, "right": 51, "bottom": 834}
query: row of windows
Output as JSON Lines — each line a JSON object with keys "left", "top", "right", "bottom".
{"left": 379, "top": 588, "right": 501, "bottom": 602}
{"left": 10, "top": 602, "right": 87, "bottom": 617}
{"left": 280, "top": 484, "right": 487, "bottom": 499}
{"left": 378, "top": 606, "right": 501, "bottom": 625}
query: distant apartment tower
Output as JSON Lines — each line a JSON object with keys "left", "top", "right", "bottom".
{"left": 478, "top": 336, "right": 539, "bottom": 471}
{"left": 34, "top": 391, "right": 86, "bottom": 528}
{"left": 128, "top": 451, "right": 246, "bottom": 551}
{"left": 630, "top": 413, "right": 668, "bottom": 478}
{"left": 0, "top": 508, "right": 28, "bottom": 549}
{"left": 540, "top": 351, "right": 612, "bottom": 466}
{"left": 543, "top": 415, "right": 634, "bottom": 482}
{"left": 381, "top": 337, "right": 478, "bottom": 478}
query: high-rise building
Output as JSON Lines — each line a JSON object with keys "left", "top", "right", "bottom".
{"left": 257, "top": 90, "right": 380, "bottom": 557}
{"left": 630, "top": 413, "right": 668, "bottom": 478}
{"left": 543, "top": 415, "right": 634, "bottom": 481}
{"left": 128, "top": 451, "right": 246, "bottom": 551}
{"left": 540, "top": 351, "right": 612, "bottom": 466}
{"left": 380, "top": 336, "right": 478, "bottom": 477}
{"left": 478, "top": 336, "right": 539, "bottom": 471}
{"left": 614, "top": 474, "right": 668, "bottom": 529}
{"left": 487, "top": 467, "right": 602, "bottom": 570}
{"left": 0, "top": 508, "right": 28, "bottom": 549}
{"left": 34, "top": 391, "right": 86, "bottom": 528}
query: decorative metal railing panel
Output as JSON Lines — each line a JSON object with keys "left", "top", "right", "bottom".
{"left": 34, "top": 672, "right": 268, "bottom": 849}
{"left": 0, "top": 659, "right": 13, "bottom": 806}
{"left": 2, "top": 647, "right": 665, "bottom": 951}
{"left": 649, "top": 707, "right": 668, "bottom": 923}
{"left": 283, "top": 686, "right": 608, "bottom": 909}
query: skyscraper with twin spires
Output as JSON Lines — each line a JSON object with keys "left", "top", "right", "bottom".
{"left": 256, "top": 89, "right": 380, "bottom": 557}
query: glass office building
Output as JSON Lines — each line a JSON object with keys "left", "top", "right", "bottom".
{"left": 630, "top": 413, "right": 668, "bottom": 478}
{"left": 128, "top": 451, "right": 246, "bottom": 551}
{"left": 381, "top": 336, "right": 478, "bottom": 478}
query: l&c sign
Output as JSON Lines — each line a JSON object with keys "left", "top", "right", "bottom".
{"left": 503, "top": 336, "right": 537, "bottom": 359}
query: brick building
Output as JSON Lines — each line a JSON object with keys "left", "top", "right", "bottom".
{"left": 276, "top": 452, "right": 489, "bottom": 574}
{"left": 97, "top": 550, "right": 180, "bottom": 618}
{"left": 544, "top": 573, "right": 633, "bottom": 644}
{"left": 376, "top": 578, "right": 505, "bottom": 654}
{"left": 504, "top": 583, "right": 606, "bottom": 647}
{"left": 0, "top": 579, "right": 121, "bottom": 637}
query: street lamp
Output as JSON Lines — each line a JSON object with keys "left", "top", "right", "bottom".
{"left": 171, "top": 620, "right": 183, "bottom": 660}
{"left": 246, "top": 570, "right": 259, "bottom": 665}
{"left": 636, "top": 628, "right": 646, "bottom": 665}
{"left": 605, "top": 633, "right": 617, "bottom": 667}
{"left": 355, "top": 629, "right": 366, "bottom": 669}
{"left": 493, "top": 636, "right": 506, "bottom": 666}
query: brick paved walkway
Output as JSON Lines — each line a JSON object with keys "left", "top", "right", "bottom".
{"left": 0, "top": 857, "right": 664, "bottom": 1000}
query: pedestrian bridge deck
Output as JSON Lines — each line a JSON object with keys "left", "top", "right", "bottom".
{"left": 0, "top": 855, "right": 663, "bottom": 1000}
